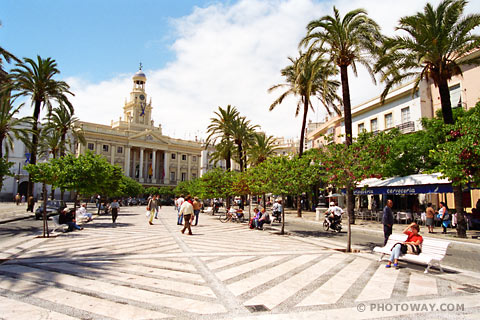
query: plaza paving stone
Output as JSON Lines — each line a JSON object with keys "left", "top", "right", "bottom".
{"left": 0, "top": 205, "right": 479, "bottom": 319}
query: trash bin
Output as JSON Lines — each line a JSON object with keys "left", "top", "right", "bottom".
{"left": 316, "top": 207, "right": 322, "bottom": 221}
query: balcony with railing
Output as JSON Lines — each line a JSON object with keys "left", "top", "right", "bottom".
{"left": 396, "top": 121, "right": 415, "bottom": 134}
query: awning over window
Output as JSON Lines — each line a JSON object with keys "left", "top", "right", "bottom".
{"left": 343, "top": 173, "right": 453, "bottom": 195}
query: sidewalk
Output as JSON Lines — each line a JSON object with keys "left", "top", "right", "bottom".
{"left": 0, "top": 202, "right": 34, "bottom": 224}
{"left": 281, "top": 208, "right": 480, "bottom": 245}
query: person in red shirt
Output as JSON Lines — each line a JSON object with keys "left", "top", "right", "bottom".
{"left": 386, "top": 222, "right": 423, "bottom": 268}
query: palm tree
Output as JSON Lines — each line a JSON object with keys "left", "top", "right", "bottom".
{"left": 206, "top": 105, "right": 239, "bottom": 171}
{"left": 247, "top": 133, "right": 278, "bottom": 166}
{"left": 375, "top": 0, "right": 480, "bottom": 238}
{"left": 209, "top": 138, "right": 235, "bottom": 170}
{"left": 0, "top": 93, "right": 32, "bottom": 158}
{"left": 300, "top": 7, "right": 381, "bottom": 249}
{"left": 269, "top": 50, "right": 340, "bottom": 157}
{"left": 47, "top": 105, "right": 86, "bottom": 156}
{"left": 231, "top": 116, "right": 258, "bottom": 172}
{"left": 10, "top": 56, "right": 73, "bottom": 196}
{"left": 269, "top": 50, "right": 340, "bottom": 217}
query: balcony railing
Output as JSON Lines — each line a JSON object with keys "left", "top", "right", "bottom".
{"left": 396, "top": 121, "right": 415, "bottom": 133}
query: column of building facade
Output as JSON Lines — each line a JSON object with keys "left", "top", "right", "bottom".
{"left": 152, "top": 150, "right": 157, "bottom": 184}
{"left": 125, "top": 147, "right": 131, "bottom": 177}
{"left": 110, "top": 144, "right": 115, "bottom": 165}
{"left": 132, "top": 149, "right": 136, "bottom": 179}
{"left": 177, "top": 151, "right": 180, "bottom": 182}
{"left": 139, "top": 148, "right": 144, "bottom": 182}
{"left": 187, "top": 154, "right": 191, "bottom": 180}
{"left": 164, "top": 151, "right": 170, "bottom": 184}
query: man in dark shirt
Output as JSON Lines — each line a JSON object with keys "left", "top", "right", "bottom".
{"left": 59, "top": 209, "right": 83, "bottom": 232}
{"left": 382, "top": 200, "right": 394, "bottom": 245}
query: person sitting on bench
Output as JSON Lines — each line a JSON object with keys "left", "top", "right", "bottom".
{"left": 76, "top": 203, "right": 93, "bottom": 222}
{"left": 59, "top": 208, "right": 83, "bottom": 232}
{"left": 386, "top": 222, "right": 422, "bottom": 268}
{"left": 257, "top": 208, "right": 270, "bottom": 230}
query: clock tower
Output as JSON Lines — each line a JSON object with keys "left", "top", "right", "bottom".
{"left": 123, "top": 65, "right": 153, "bottom": 126}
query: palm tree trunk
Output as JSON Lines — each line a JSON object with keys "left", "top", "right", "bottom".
{"left": 438, "top": 78, "right": 454, "bottom": 125}
{"left": 0, "top": 137, "right": 3, "bottom": 158}
{"left": 296, "top": 95, "right": 310, "bottom": 218}
{"left": 27, "top": 100, "right": 42, "bottom": 197}
{"left": 299, "top": 95, "right": 308, "bottom": 157}
{"left": 340, "top": 65, "right": 354, "bottom": 251}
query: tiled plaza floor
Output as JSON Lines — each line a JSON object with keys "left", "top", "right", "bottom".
{"left": 0, "top": 206, "right": 479, "bottom": 319}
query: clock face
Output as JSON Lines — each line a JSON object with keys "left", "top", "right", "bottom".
{"left": 139, "top": 94, "right": 145, "bottom": 100}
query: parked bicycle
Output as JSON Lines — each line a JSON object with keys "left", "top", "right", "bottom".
{"left": 219, "top": 208, "right": 245, "bottom": 223}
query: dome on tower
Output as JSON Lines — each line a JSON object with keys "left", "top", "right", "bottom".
{"left": 133, "top": 70, "right": 146, "bottom": 81}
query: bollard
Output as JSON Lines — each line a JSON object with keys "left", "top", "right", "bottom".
{"left": 315, "top": 207, "right": 322, "bottom": 221}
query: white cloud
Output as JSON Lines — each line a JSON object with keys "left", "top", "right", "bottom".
{"left": 36, "top": 0, "right": 480, "bottom": 141}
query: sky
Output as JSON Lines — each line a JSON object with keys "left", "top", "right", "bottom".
{"left": 2, "top": 0, "right": 480, "bottom": 141}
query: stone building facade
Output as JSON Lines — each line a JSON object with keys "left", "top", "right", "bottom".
{"left": 77, "top": 69, "right": 202, "bottom": 187}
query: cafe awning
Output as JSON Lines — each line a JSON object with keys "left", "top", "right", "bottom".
{"left": 347, "top": 173, "right": 452, "bottom": 195}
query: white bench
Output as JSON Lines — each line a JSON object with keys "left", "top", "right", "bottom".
{"left": 373, "top": 234, "right": 450, "bottom": 273}
{"left": 51, "top": 215, "right": 68, "bottom": 233}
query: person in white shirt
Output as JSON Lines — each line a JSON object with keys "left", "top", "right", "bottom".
{"left": 76, "top": 203, "right": 92, "bottom": 222}
{"left": 180, "top": 195, "right": 194, "bottom": 235}
{"left": 272, "top": 199, "right": 283, "bottom": 222}
{"left": 176, "top": 195, "right": 185, "bottom": 225}
{"left": 326, "top": 202, "right": 343, "bottom": 225}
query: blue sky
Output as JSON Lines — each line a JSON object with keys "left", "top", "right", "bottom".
{"left": 2, "top": 0, "right": 220, "bottom": 81}
{"left": 2, "top": 0, "right": 479, "bottom": 140}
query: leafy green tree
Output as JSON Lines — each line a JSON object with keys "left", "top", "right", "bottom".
{"left": 118, "top": 176, "right": 144, "bottom": 197}
{"left": 157, "top": 186, "right": 174, "bottom": 197}
{"left": 145, "top": 186, "right": 159, "bottom": 196}
{"left": 301, "top": 6, "right": 382, "bottom": 230}
{"left": 10, "top": 56, "right": 73, "bottom": 197}
{"left": 56, "top": 152, "right": 121, "bottom": 209}
{"left": 318, "top": 132, "right": 394, "bottom": 251}
{"left": 432, "top": 104, "right": 480, "bottom": 236}
{"left": 269, "top": 50, "right": 340, "bottom": 157}
{"left": 200, "top": 168, "right": 234, "bottom": 200}
{"left": 374, "top": 0, "right": 480, "bottom": 237}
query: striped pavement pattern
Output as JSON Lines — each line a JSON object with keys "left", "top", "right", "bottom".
{"left": 0, "top": 205, "right": 476, "bottom": 319}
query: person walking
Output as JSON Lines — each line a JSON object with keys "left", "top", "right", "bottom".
{"left": 180, "top": 195, "right": 194, "bottom": 235}
{"left": 154, "top": 195, "right": 161, "bottom": 219}
{"left": 425, "top": 203, "right": 435, "bottom": 233}
{"left": 438, "top": 201, "right": 450, "bottom": 234}
{"left": 192, "top": 197, "right": 201, "bottom": 226}
{"left": 110, "top": 199, "right": 120, "bottom": 224}
{"left": 382, "top": 199, "right": 394, "bottom": 246}
{"left": 147, "top": 195, "right": 158, "bottom": 225}
{"left": 176, "top": 195, "right": 185, "bottom": 225}
{"left": 15, "top": 193, "right": 20, "bottom": 205}
{"left": 27, "top": 195, "right": 35, "bottom": 212}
